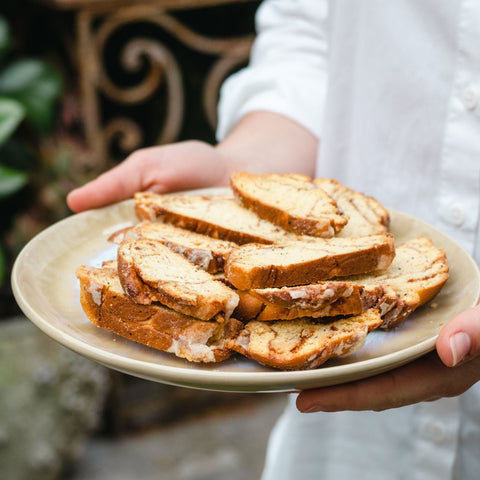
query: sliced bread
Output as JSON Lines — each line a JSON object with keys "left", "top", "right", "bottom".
{"left": 228, "top": 309, "right": 383, "bottom": 370}
{"left": 224, "top": 233, "right": 396, "bottom": 290}
{"left": 230, "top": 171, "right": 347, "bottom": 237}
{"left": 314, "top": 178, "right": 390, "bottom": 237}
{"left": 345, "top": 236, "right": 449, "bottom": 328}
{"left": 117, "top": 237, "right": 239, "bottom": 321}
{"left": 234, "top": 282, "right": 387, "bottom": 321}
{"left": 134, "top": 192, "right": 297, "bottom": 245}
{"left": 233, "top": 237, "right": 448, "bottom": 328}
{"left": 109, "top": 221, "right": 237, "bottom": 274}
{"left": 76, "top": 263, "right": 243, "bottom": 363}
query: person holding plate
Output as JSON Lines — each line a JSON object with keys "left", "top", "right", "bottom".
{"left": 68, "top": 1, "right": 480, "bottom": 479}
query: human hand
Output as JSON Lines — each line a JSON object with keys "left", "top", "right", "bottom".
{"left": 67, "top": 111, "right": 319, "bottom": 213}
{"left": 296, "top": 303, "right": 480, "bottom": 412}
{"left": 67, "top": 140, "right": 231, "bottom": 213}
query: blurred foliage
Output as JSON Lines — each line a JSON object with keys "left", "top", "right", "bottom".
{"left": 0, "top": 14, "right": 62, "bottom": 286}
{"left": 0, "top": 0, "right": 259, "bottom": 317}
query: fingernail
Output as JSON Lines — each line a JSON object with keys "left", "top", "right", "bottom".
{"left": 450, "top": 332, "right": 471, "bottom": 366}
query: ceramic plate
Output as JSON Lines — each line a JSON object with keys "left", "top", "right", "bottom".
{"left": 11, "top": 189, "right": 480, "bottom": 393}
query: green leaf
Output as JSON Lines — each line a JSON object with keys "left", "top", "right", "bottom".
{"left": 0, "top": 59, "right": 47, "bottom": 92}
{"left": 0, "top": 97, "right": 25, "bottom": 148}
{"left": 0, "top": 164, "right": 28, "bottom": 199}
{"left": 0, "top": 59, "right": 62, "bottom": 131}
{"left": 0, "top": 16, "right": 11, "bottom": 59}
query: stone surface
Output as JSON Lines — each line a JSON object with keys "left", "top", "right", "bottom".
{"left": 0, "top": 317, "right": 289, "bottom": 480}
{"left": 0, "top": 318, "right": 109, "bottom": 480}
{"left": 67, "top": 393, "right": 287, "bottom": 480}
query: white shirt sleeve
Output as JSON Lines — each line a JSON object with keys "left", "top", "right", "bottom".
{"left": 216, "top": 0, "right": 328, "bottom": 141}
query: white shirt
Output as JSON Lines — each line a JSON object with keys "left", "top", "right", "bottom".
{"left": 217, "top": 1, "right": 480, "bottom": 479}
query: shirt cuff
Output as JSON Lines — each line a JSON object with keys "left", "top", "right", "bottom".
{"left": 216, "top": 0, "right": 328, "bottom": 141}
{"left": 216, "top": 64, "right": 326, "bottom": 141}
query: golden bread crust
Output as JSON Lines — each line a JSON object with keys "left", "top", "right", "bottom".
{"left": 117, "top": 238, "right": 239, "bottom": 320}
{"left": 346, "top": 237, "right": 449, "bottom": 328}
{"left": 231, "top": 172, "right": 347, "bottom": 237}
{"left": 234, "top": 283, "right": 386, "bottom": 321}
{"left": 314, "top": 178, "right": 390, "bottom": 237}
{"left": 134, "top": 192, "right": 296, "bottom": 245}
{"left": 75, "top": 174, "right": 449, "bottom": 370}
{"left": 76, "top": 263, "right": 243, "bottom": 363}
{"left": 224, "top": 233, "right": 396, "bottom": 290}
{"left": 228, "top": 309, "right": 382, "bottom": 370}
{"left": 109, "top": 221, "right": 237, "bottom": 274}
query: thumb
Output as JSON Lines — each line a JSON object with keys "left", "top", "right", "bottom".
{"left": 436, "top": 303, "right": 480, "bottom": 367}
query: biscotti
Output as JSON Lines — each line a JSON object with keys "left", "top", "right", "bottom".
{"left": 228, "top": 309, "right": 383, "bottom": 370}
{"left": 109, "top": 221, "right": 237, "bottom": 274}
{"left": 230, "top": 172, "right": 347, "bottom": 237}
{"left": 233, "top": 282, "right": 387, "bottom": 321}
{"left": 76, "top": 263, "right": 243, "bottom": 363}
{"left": 117, "top": 237, "right": 239, "bottom": 321}
{"left": 134, "top": 192, "right": 297, "bottom": 245}
{"left": 75, "top": 172, "right": 450, "bottom": 371}
{"left": 345, "top": 236, "right": 449, "bottom": 328}
{"left": 314, "top": 178, "right": 390, "bottom": 237}
{"left": 233, "top": 237, "right": 448, "bottom": 328}
{"left": 224, "top": 233, "right": 396, "bottom": 290}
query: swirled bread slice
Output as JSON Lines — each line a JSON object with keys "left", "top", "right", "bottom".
{"left": 109, "top": 221, "right": 237, "bottom": 274}
{"left": 230, "top": 172, "right": 347, "bottom": 237}
{"left": 76, "top": 263, "right": 243, "bottom": 363}
{"left": 117, "top": 238, "right": 239, "bottom": 321}
{"left": 234, "top": 282, "right": 388, "bottom": 321}
{"left": 314, "top": 178, "right": 390, "bottom": 237}
{"left": 229, "top": 309, "right": 382, "bottom": 370}
{"left": 346, "top": 236, "right": 449, "bottom": 328}
{"left": 225, "top": 233, "right": 396, "bottom": 290}
{"left": 233, "top": 237, "right": 448, "bottom": 328}
{"left": 134, "top": 192, "right": 297, "bottom": 245}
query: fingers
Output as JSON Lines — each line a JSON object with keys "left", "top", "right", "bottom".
{"left": 296, "top": 297, "right": 480, "bottom": 413}
{"left": 296, "top": 352, "right": 480, "bottom": 413}
{"left": 67, "top": 141, "right": 229, "bottom": 213}
{"left": 67, "top": 155, "right": 146, "bottom": 212}
{"left": 436, "top": 303, "right": 480, "bottom": 367}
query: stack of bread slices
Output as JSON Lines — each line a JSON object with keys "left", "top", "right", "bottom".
{"left": 76, "top": 172, "right": 449, "bottom": 370}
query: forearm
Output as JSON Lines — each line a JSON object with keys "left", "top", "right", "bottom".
{"left": 217, "top": 110, "right": 319, "bottom": 180}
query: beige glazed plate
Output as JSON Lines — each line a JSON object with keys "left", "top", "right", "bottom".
{"left": 12, "top": 188, "right": 480, "bottom": 393}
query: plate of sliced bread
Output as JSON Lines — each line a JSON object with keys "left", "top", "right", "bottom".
{"left": 12, "top": 173, "right": 480, "bottom": 392}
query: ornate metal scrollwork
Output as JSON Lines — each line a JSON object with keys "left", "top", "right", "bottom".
{"left": 76, "top": 3, "right": 256, "bottom": 169}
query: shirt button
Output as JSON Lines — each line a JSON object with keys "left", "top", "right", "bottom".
{"left": 443, "top": 202, "right": 466, "bottom": 227}
{"left": 422, "top": 421, "right": 448, "bottom": 444}
{"left": 461, "top": 85, "right": 478, "bottom": 110}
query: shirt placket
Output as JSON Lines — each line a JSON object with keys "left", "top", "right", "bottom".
{"left": 436, "top": 0, "right": 480, "bottom": 257}
{"left": 411, "top": 399, "right": 461, "bottom": 480}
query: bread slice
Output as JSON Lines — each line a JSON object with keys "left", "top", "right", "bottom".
{"left": 314, "top": 178, "right": 390, "bottom": 237}
{"left": 224, "top": 233, "right": 396, "bottom": 290}
{"left": 234, "top": 282, "right": 387, "bottom": 321}
{"left": 229, "top": 309, "right": 382, "bottom": 370}
{"left": 117, "top": 238, "right": 239, "bottom": 321}
{"left": 346, "top": 236, "right": 449, "bottom": 328}
{"left": 134, "top": 192, "right": 297, "bottom": 245}
{"left": 109, "top": 221, "right": 237, "bottom": 274}
{"left": 233, "top": 237, "right": 448, "bottom": 328}
{"left": 230, "top": 172, "right": 347, "bottom": 237}
{"left": 76, "top": 263, "right": 243, "bottom": 363}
